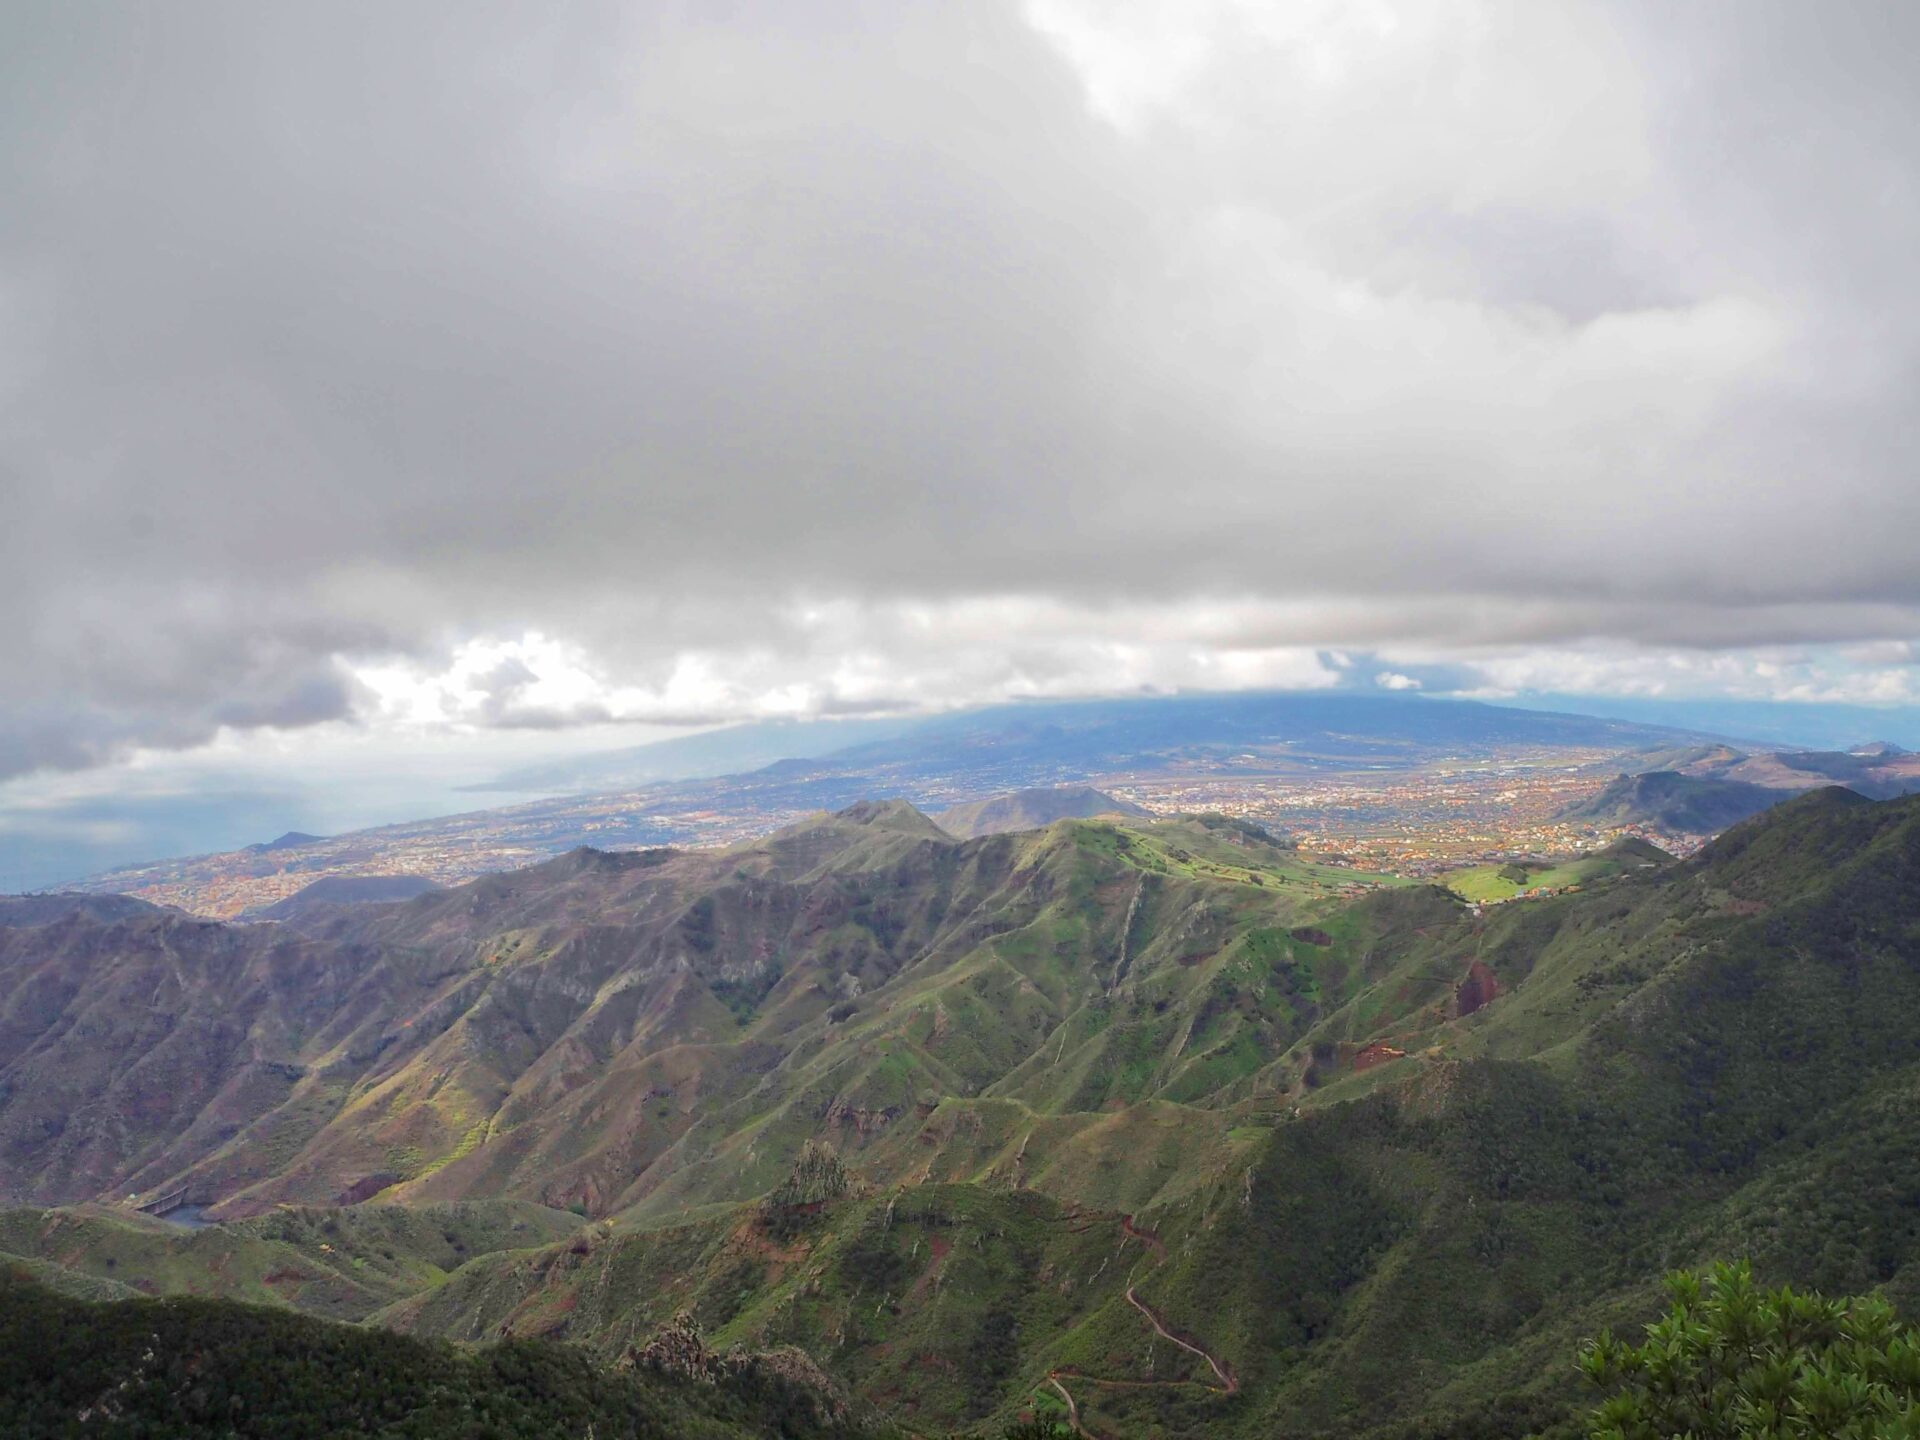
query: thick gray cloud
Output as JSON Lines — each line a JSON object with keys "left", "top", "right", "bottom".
{"left": 4, "top": 0, "right": 1920, "bottom": 779}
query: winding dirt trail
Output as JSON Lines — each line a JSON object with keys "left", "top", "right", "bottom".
{"left": 1124, "top": 1284, "right": 1237, "bottom": 1393}
{"left": 1032, "top": 1208, "right": 1238, "bottom": 1435}
{"left": 1046, "top": 1376, "right": 1089, "bottom": 1437}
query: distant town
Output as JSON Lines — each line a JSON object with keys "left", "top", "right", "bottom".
{"left": 70, "top": 741, "right": 1699, "bottom": 918}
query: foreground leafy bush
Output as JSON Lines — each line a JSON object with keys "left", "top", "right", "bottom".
{"left": 1581, "top": 1261, "right": 1920, "bottom": 1439}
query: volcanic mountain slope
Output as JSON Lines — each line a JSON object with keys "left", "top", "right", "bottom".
{"left": 1703, "top": 745, "right": 1920, "bottom": 798}
{"left": 1620, "top": 739, "right": 1920, "bottom": 800}
{"left": 0, "top": 893, "right": 168, "bottom": 927}
{"left": 487, "top": 692, "right": 1719, "bottom": 800}
{"left": 1560, "top": 769, "right": 1788, "bottom": 834}
{"left": 361, "top": 790, "right": 1920, "bottom": 1436}
{"left": 12, "top": 791, "right": 1920, "bottom": 1435}
{"left": 0, "top": 802, "right": 1399, "bottom": 1220}
{"left": 1571, "top": 740, "right": 1920, "bottom": 839}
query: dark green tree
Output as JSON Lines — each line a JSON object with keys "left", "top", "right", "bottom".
{"left": 1580, "top": 1261, "right": 1920, "bottom": 1439}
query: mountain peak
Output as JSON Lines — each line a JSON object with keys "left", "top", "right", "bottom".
{"left": 1560, "top": 769, "right": 1785, "bottom": 833}
{"left": 243, "top": 830, "right": 326, "bottom": 855}
{"left": 831, "top": 798, "right": 944, "bottom": 835}
{"left": 937, "top": 784, "right": 1151, "bottom": 839}
{"left": 1849, "top": 739, "right": 1910, "bottom": 757}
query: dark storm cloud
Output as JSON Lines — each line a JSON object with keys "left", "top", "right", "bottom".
{"left": 4, "top": 0, "right": 1919, "bottom": 778}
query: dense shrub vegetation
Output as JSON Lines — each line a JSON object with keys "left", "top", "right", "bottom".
{"left": 0, "top": 1266, "right": 866, "bottom": 1440}
{"left": 1582, "top": 1263, "right": 1920, "bottom": 1439}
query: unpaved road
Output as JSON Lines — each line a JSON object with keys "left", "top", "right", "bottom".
{"left": 1033, "top": 1210, "right": 1237, "bottom": 1436}
{"left": 1125, "top": 1284, "right": 1237, "bottom": 1392}
{"left": 1047, "top": 1375, "right": 1097, "bottom": 1439}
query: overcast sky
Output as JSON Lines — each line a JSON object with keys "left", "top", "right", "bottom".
{"left": 4, "top": 1, "right": 1919, "bottom": 880}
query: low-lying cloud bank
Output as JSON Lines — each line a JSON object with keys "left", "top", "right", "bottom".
{"left": 5, "top": 1, "right": 1919, "bottom": 782}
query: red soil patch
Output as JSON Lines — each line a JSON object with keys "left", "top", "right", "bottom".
{"left": 1454, "top": 960, "right": 1500, "bottom": 1018}
{"left": 1289, "top": 927, "right": 1333, "bottom": 947}
{"left": 262, "top": 1268, "right": 312, "bottom": 1286}
{"left": 906, "top": 1233, "right": 951, "bottom": 1303}
{"left": 1119, "top": 1215, "right": 1165, "bottom": 1260}
{"left": 728, "top": 1216, "right": 811, "bottom": 1266}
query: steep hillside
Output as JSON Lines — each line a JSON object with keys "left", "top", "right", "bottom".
{"left": 10, "top": 790, "right": 1920, "bottom": 1436}
{"left": 0, "top": 1266, "right": 869, "bottom": 1440}
{"left": 348, "top": 789, "right": 1920, "bottom": 1435}
{"left": 936, "top": 785, "right": 1151, "bottom": 839}
{"left": 0, "top": 803, "right": 1396, "bottom": 1223}
{"left": 1560, "top": 769, "right": 1786, "bottom": 833}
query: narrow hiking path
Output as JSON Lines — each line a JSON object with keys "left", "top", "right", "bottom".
{"left": 1109, "top": 1211, "right": 1233, "bottom": 1390}
{"left": 1031, "top": 1208, "right": 1237, "bottom": 1433}
{"left": 1125, "top": 1283, "right": 1237, "bottom": 1392}
{"left": 1046, "top": 1375, "right": 1101, "bottom": 1440}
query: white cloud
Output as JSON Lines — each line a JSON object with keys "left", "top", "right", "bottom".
{"left": 1453, "top": 645, "right": 1920, "bottom": 709}
{"left": 3, "top": 0, "right": 1919, "bottom": 790}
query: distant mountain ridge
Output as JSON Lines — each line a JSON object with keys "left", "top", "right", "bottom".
{"left": 1563, "top": 770, "right": 1788, "bottom": 834}
{"left": 474, "top": 716, "right": 919, "bottom": 794}
{"left": 68, "top": 690, "right": 1731, "bottom": 915}
{"left": 246, "top": 831, "right": 326, "bottom": 853}
{"left": 1588, "top": 740, "right": 1920, "bottom": 833}
{"left": 935, "top": 784, "right": 1150, "bottom": 838}
{"left": 3, "top": 799, "right": 1401, "bottom": 1222}
{"left": 1728, "top": 748, "right": 1920, "bottom": 797}
{"left": 475, "top": 693, "right": 1724, "bottom": 798}
{"left": 1848, "top": 739, "right": 1910, "bottom": 758}
{"left": 250, "top": 873, "right": 442, "bottom": 921}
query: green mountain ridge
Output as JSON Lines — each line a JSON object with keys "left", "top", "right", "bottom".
{"left": 0, "top": 803, "right": 1399, "bottom": 1225}
{"left": 5, "top": 788, "right": 1920, "bottom": 1435}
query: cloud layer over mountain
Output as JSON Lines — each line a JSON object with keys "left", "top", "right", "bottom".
{"left": 6, "top": 0, "right": 1919, "bottom": 779}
